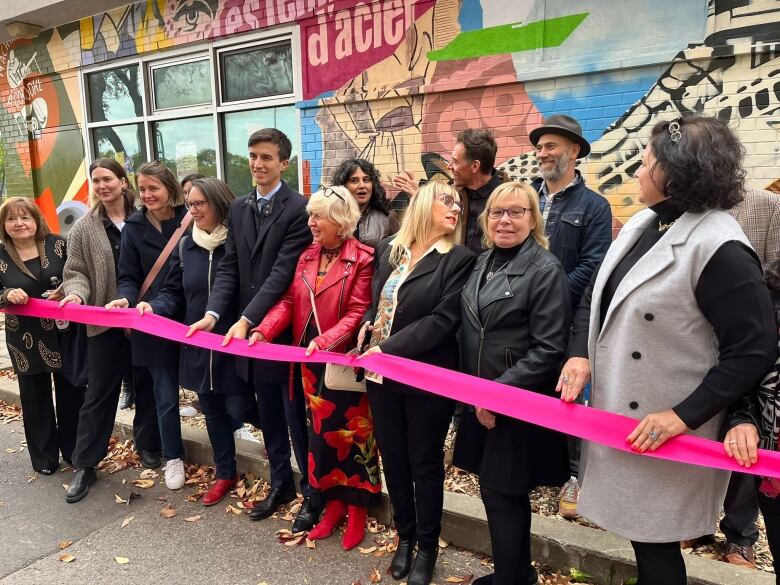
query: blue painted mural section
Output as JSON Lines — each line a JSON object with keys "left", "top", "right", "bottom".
{"left": 300, "top": 107, "right": 323, "bottom": 191}
{"left": 525, "top": 71, "right": 659, "bottom": 143}
{"left": 458, "top": 0, "right": 484, "bottom": 32}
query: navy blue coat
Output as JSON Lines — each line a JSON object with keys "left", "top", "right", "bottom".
{"left": 206, "top": 182, "right": 312, "bottom": 384}
{"left": 117, "top": 206, "right": 187, "bottom": 368}
{"left": 151, "top": 235, "right": 249, "bottom": 394}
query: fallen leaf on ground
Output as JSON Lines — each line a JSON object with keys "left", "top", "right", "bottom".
{"left": 114, "top": 556, "right": 130, "bottom": 564}
{"left": 132, "top": 479, "right": 155, "bottom": 489}
{"left": 139, "top": 469, "right": 159, "bottom": 479}
{"left": 359, "top": 546, "right": 377, "bottom": 554}
{"left": 369, "top": 567, "right": 381, "bottom": 583}
{"left": 438, "top": 537, "right": 448, "bottom": 548}
{"left": 445, "top": 575, "right": 473, "bottom": 584}
{"left": 160, "top": 505, "right": 177, "bottom": 518}
{"left": 225, "top": 504, "right": 243, "bottom": 515}
{"left": 570, "top": 568, "right": 594, "bottom": 582}
{"left": 184, "top": 515, "right": 202, "bottom": 522}
{"left": 306, "top": 538, "right": 316, "bottom": 549}
{"left": 284, "top": 535, "right": 304, "bottom": 547}
{"left": 115, "top": 494, "right": 127, "bottom": 504}
{"left": 58, "top": 541, "right": 74, "bottom": 550}
{"left": 62, "top": 484, "right": 69, "bottom": 490}
{"left": 58, "top": 554, "right": 75, "bottom": 563}
{"left": 121, "top": 517, "right": 134, "bottom": 528}
{"left": 5, "top": 448, "right": 17, "bottom": 453}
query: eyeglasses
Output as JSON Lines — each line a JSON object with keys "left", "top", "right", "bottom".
{"left": 436, "top": 194, "right": 461, "bottom": 209}
{"left": 188, "top": 200, "right": 208, "bottom": 210}
{"left": 487, "top": 207, "right": 530, "bottom": 220}
{"left": 316, "top": 184, "right": 346, "bottom": 202}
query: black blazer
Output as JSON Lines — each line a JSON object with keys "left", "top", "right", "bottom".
{"left": 206, "top": 182, "right": 312, "bottom": 383}
{"left": 366, "top": 237, "right": 476, "bottom": 395}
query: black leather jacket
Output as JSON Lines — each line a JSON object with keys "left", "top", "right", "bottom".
{"left": 459, "top": 237, "right": 571, "bottom": 390}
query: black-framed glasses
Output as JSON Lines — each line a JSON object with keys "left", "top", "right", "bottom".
{"left": 316, "top": 184, "right": 345, "bottom": 202}
{"left": 188, "top": 199, "right": 209, "bottom": 210}
{"left": 487, "top": 207, "right": 530, "bottom": 220}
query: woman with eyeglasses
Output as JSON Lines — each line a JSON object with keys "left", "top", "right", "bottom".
{"left": 455, "top": 182, "right": 571, "bottom": 585}
{"left": 356, "top": 181, "right": 476, "bottom": 585}
{"left": 250, "top": 185, "right": 379, "bottom": 550}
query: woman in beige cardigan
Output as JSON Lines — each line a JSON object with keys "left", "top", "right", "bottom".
{"left": 59, "top": 158, "right": 161, "bottom": 504}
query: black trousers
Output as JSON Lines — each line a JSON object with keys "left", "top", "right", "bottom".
{"left": 131, "top": 365, "right": 163, "bottom": 453}
{"left": 720, "top": 472, "right": 760, "bottom": 546}
{"left": 759, "top": 492, "right": 780, "bottom": 584}
{"left": 480, "top": 485, "right": 534, "bottom": 585}
{"left": 367, "top": 385, "right": 454, "bottom": 549}
{"left": 200, "top": 391, "right": 261, "bottom": 479}
{"left": 72, "top": 329, "right": 160, "bottom": 468}
{"left": 630, "top": 541, "right": 686, "bottom": 585}
{"left": 18, "top": 372, "right": 84, "bottom": 471}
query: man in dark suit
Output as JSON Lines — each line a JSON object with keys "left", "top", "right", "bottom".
{"left": 186, "top": 128, "right": 316, "bottom": 531}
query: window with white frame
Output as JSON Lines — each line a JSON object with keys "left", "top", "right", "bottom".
{"left": 82, "top": 33, "right": 300, "bottom": 196}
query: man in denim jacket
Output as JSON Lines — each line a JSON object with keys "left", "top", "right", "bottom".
{"left": 530, "top": 115, "right": 612, "bottom": 309}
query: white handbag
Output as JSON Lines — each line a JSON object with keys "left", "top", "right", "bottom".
{"left": 308, "top": 287, "right": 367, "bottom": 393}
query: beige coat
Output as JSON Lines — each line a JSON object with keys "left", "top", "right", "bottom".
{"left": 578, "top": 208, "right": 751, "bottom": 542}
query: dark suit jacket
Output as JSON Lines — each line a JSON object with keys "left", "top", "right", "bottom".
{"left": 206, "top": 181, "right": 312, "bottom": 383}
{"left": 365, "top": 237, "right": 476, "bottom": 395}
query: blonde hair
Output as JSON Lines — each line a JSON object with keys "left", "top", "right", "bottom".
{"left": 0, "top": 197, "right": 50, "bottom": 245}
{"left": 390, "top": 181, "right": 459, "bottom": 265}
{"left": 307, "top": 185, "right": 360, "bottom": 239}
{"left": 479, "top": 182, "right": 548, "bottom": 249}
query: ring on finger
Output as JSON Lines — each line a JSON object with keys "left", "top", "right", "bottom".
{"left": 562, "top": 376, "right": 570, "bottom": 383}
{"left": 648, "top": 430, "right": 660, "bottom": 441}
{"left": 728, "top": 440, "right": 738, "bottom": 444}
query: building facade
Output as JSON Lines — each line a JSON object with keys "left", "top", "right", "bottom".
{"left": 0, "top": 0, "right": 777, "bottom": 234}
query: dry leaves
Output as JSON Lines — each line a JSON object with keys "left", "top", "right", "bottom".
{"left": 58, "top": 554, "right": 75, "bottom": 563}
{"left": 58, "top": 541, "right": 74, "bottom": 550}
{"left": 114, "top": 557, "right": 130, "bottom": 565}
{"left": 160, "top": 505, "right": 177, "bottom": 519}
{"left": 139, "top": 469, "right": 159, "bottom": 480}
{"left": 115, "top": 494, "right": 127, "bottom": 504}
{"left": 368, "top": 567, "right": 382, "bottom": 583}
{"left": 0, "top": 400, "right": 22, "bottom": 424}
{"left": 132, "top": 479, "right": 155, "bottom": 489}
{"left": 225, "top": 504, "right": 243, "bottom": 516}
{"left": 184, "top": 515, "right": 202, "bottom": 523}
{"left": 96, "top": 438, "right": 140, "bottom": 474}
{"left": 121, "top": 517, "right": 134, "bottom": 528}
{"left": 445, "top": 575, "right": 473, "bottom": 584}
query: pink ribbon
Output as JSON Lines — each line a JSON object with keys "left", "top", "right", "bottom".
{"left": 6, "top": 298, "right": 780, "bottom": 478}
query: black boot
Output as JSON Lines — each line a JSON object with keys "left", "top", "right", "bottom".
{"left": 407, "top": 547, "right": 437, "bottom": 585}
{"left": 65, "top": 468, "right": 96, "bottom": 503}
{"left": 390, "top": 538, "right": 415, "bottom": 579}
{"left": 291, "top": 496, "right": 320, "bottom": 532}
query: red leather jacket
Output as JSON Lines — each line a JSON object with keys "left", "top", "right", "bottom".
{"left": 255, "top": 237, "right": 374, "bottom": 353}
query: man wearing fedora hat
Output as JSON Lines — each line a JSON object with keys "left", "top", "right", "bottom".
{"left": 530, "top": 114, "right": 612, "bottom": 520}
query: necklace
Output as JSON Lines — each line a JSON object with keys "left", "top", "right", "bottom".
{"left": 318, "top": 245, "right": 342, "bottom": 276}
{"left": 486, "top": 257, "right": 510, "bottom": 281}
{"left": 657, "top": 220, "right": 676, "bottom": 232}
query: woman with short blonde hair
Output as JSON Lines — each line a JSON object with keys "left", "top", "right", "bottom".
{"left": 307, "top": 185, "right": 360, "bottom": 238}
{"left": 479, "top": 182, "right": 548, "bottom": 250}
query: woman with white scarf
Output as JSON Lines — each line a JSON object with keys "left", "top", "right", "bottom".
{"left": 137, "top": 178, "right": 260, "bottom": 507}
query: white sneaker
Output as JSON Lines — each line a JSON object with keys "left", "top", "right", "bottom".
{"left": 179, "top": 406, "right": 198, "bottom": 417}
{"left": 164, "top": 458, "right": 185, "bottom": 490}
{"left": 233, "top": 425, "right": 260, "bottom": 443}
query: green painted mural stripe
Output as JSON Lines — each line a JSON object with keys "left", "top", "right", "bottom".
{"left": 427, "top": 13, "right": 588, "bottom": 61}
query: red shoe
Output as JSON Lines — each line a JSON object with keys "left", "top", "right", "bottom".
{"left": 342, "top": 505, "right": 367, "bottom": 551}
{"left": 307, "top": 499, "right": 347, "bottom": 540}
{"left": 202, "top": 477, "right": 237, "bottom": 506}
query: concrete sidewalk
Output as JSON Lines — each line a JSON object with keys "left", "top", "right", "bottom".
{"left": 0, "top": 323, "right": 773, "bottom": 584}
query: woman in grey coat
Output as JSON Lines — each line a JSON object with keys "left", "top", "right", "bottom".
{"left": 558, "top": 116, "right": 777, "bottom": 584}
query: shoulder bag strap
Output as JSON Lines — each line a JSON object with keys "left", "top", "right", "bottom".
{"left": 307, "top": 284, "right": 322, "bottom": 335}
{"left": 137, "top": 212, "right": 193, "bottom": 302}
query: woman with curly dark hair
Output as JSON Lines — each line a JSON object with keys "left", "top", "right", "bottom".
{"left": 556, "top": 116, "right": 777, "bottom": 584}
{"left": 332, "top": 158, "right": 399, "bottom": 248}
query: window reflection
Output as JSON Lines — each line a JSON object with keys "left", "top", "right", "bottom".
{"left": 152, "top": 60, "right": 212, "bottom": 110}
{"left": 220, "top": 43, "right": 293, "bottom": 102}
{"left": 153, "top": 116, "right": 216, "bottom": 179}
{"left": 87, "top": 66, "right": 143, "bottom": 121}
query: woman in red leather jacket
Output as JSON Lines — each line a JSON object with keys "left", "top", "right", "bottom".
{"left": 250, "top": 185, "right": 378, "bottom": 550}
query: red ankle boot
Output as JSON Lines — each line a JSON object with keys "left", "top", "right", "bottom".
{"left": 342, "top": 505, "right": 367, "bottom": 550}
{"left": 202, "top": 476, "right": 237, "bottom": 506}
{"left": 307, "top": 499, "right": 346, "bottom": 540}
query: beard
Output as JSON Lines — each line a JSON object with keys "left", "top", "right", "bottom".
{"left": 539, "top": 152, "right": 571, "bottom": 182}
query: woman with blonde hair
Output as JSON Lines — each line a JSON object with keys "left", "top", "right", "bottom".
{"left": 252, "top": 185, "right": 378, "bottom": 549}
{"left": 455, "top": 181, "right": 571, "bottom": 585}
{"left": 357, "top": 181, "right": 476, "bottom": 585}
{"left": 0, "top": 197, "right": 85, "bottom": 475}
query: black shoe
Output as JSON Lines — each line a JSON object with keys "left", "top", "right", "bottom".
{"left": 472, "top": 575, "right": 492, "bottom": 585}
{"left": 118, "top": 383, "right": 134, "bottom": 410}
{"left": 390, "top": 538, "right": 415, "bottom": 579}
{"left": 65, "top": 468, "right": 96, "bottom": 503}
{"left": 525, "top": 567, "right": 538, "bottom": 585}
{"left": 34, "top": 467, "right": 56, "bottom": 475}
{"left": 249, "top": 485, "right": 297, "bottom": 521}
{"left": 141, "top": 451, "right": 162, "bottom": 469}
{"left": 407, "top": 547, "right": 438, "bottom": 585}
{"left": 291, "top": 496, "right": 320, "bottom": 532}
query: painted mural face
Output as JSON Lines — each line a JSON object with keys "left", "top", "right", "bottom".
{"left": 249, "top": 142, "right": 289, "bottom": 194}
{"left": 346, "top": 168, "right": 373, "bottom": 209}
{"left": 91, "top": 166, "right": 127, "bottom": 207}
{"left": 137, "top": 174, "right": 173, "bottom": 212}
{"left": 535, "top": 134, "right": 577, "bottom": 183}
{"left": 448, "top": 143, "right": 480, "bottom": 189}
{"left": 4, "top": 208, "right": 37, "bottom": 244}
{"left": 487, "top": 191, "right": 534, "bottom": 249}
{"left": 635, "top": 145, "right": 668, "bottom": 207}
{"left": 186, "top": 185, "right": 218, "bottom": 232}
{"left": 165, "top": 0, "right": 220, "bottom": 40}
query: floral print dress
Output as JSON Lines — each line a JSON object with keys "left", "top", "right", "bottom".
{"left": 299, "top": 273, "right": 381, "bottom": 509}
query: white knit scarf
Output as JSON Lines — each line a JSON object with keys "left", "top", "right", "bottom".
{"left": 191, "top": 223, "right": 228, "bottom": 252}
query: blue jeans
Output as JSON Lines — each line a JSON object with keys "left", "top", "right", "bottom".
{"left": 148, "top": 366, "right": 184, "bottom": 460}
{"left": 199, "top": 392, "right": 260, "bottom": 479}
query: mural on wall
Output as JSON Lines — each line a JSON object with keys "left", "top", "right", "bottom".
{"left": 0, "top": 0, "right": 778, "bottom": 236}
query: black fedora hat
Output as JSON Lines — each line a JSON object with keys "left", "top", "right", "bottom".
{"left": 529, "top": 114, "right": 591, "bottom": 158}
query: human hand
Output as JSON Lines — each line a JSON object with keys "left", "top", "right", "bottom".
{"left": 137, "top": 301, "right": 154, "bottom": 316}
{"left": 392, "top": 171, "right": 419, "bottom": 197}
{"left": 305, "top": 341, "right": 319, "bottom": 356}
{"left": 627, "top": 409, "right": 689, "bottom": 452}
{"left": 356, "top": 321, "right": 373, "bottom": 349}
{"left": 555, "top": 357, "right": 591, "bottom": 402}
{"left": 476, "top": 407, "right": 496, "bottom": 430}
{"left": 724, "top": 423, "right": 760, "bottom": 468}
{"left": 59, "top": 294, "right": 83, "bottom": 307}
{"left": 44, "top": 288, "right": 63, "bottom": 301}
{"left": 357, "top": 345, "right": 382, "bottom": 360}
{"left": 5, "top": 288, "right": 29, "bottom": 305}
{"left": 222, "top": 319, "right": 250, "bottom": 346}
{"left": 247, "top": 331, "right": 268, "bottom": 346}
{"left": 105, "top": 298, "right": 129, "bottom": 310}
{"left": 186, "top": 314, "right": 217, "bottom": 338}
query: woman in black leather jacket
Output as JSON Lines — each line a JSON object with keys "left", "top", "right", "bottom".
{"left": 455, "top": 181, "right": 571, "bottom": 585}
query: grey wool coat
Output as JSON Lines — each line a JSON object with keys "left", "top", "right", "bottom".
{"left": 577, "top": 208, "right": 752, "bottom": 543}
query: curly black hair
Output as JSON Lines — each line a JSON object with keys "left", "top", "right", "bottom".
{"left": 331, "top": 158, "right": 389, "bottom": 214}
{"left": 650, "top": 116, "right": 745, "bottom": 212}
